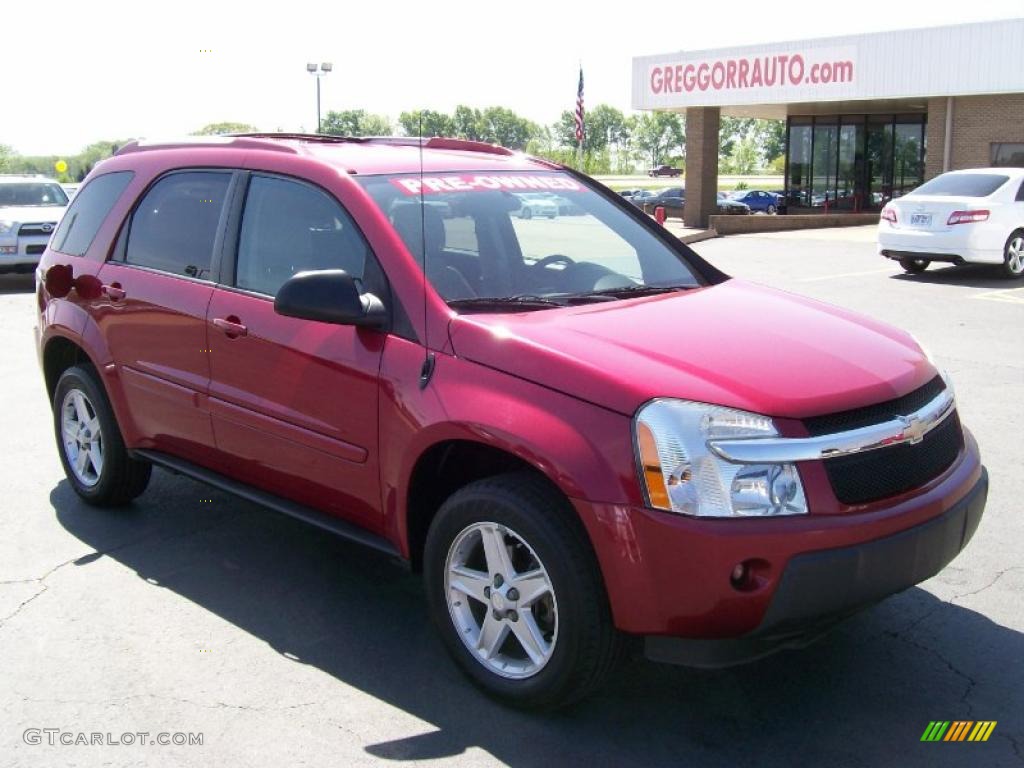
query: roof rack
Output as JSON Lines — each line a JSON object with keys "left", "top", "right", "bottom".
{"left": 229, "top": 133, "right": 516, "bottom": 157}
{"left": 115, "top": 136, "right": 300, "bottom": 156}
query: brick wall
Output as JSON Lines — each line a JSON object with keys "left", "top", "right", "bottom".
{"left": 925, "top": 94, "right": 1024, "bottom": 179}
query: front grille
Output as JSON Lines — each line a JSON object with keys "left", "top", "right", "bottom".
{"left": 25, "top": 244, "right": 46, "bottom": 255}
{"left": 805, "top": 376, "right": 945, "bottom": 436}
{"left": 805, "top": 376, "right": 964, "bottom": 505}
{"left": 18, "top": 223, "right": 56, "bottom": 237}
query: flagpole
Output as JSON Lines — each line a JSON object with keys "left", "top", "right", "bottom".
{"left": 575, "top": 62, "right": 584, "bottom": 169}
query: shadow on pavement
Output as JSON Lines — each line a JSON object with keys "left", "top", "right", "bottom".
{"left": 51, "top": 472, "right": 1022, "bottom": 767}
{"left": 0, "top": 274, "right": 35, "bottom": 295}
{"left": 890, "top": 263, "right": 1012, "bottom": 289}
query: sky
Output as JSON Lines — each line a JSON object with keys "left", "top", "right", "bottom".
{"left": 3, "top": 0, "right": 1022, "bottom": 156}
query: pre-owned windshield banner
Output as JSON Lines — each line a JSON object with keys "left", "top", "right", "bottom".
{"left": 390, "top": 174, "right": 586, "bottom": 195}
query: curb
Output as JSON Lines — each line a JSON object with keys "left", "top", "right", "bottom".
{"left": 679, "top": 229, "right": 718, "bottom": 245}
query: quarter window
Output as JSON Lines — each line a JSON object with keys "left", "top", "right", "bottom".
{"left": 125, "top": 171, "right": 231, "bottom": 278}
{"left": 235, "top": 175, "right": 371, "bottom": 296}
{"left": 51, "top": 171, "right": 133, "bottom": 257}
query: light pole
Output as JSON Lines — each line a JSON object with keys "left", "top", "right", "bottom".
{"left": 306, "top": 62, "right": 333, "bottom": 133}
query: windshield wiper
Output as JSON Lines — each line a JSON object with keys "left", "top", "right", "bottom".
{"left": 447, "top": 294, "right": 566, "bottom": 312}
{"left": 570, "top": 283, "right": 696, "bottom": 299}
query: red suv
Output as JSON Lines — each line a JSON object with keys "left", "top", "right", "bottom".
{"left": 35, "top": 135, "right": 987, "bottom": 708}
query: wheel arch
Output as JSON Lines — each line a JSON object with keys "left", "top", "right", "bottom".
{"left": 403, "top": 438, "right": 575, "bottom": 572}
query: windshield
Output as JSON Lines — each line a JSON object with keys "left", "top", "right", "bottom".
{"left": 357, "top": 172, "right": 700, "bottom": 310}
{"left": 0, "top": 182, "right": 69, "bottom": 207}
{"left": 912, "top": 173, "right": 1009, "bottom": 198}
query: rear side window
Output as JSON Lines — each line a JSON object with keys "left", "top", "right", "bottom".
{"left": 913, "top": 173, "right": 1009, "bottom": 198}
{"left": 51, "top": 171, "right": 133, "bottom": 257}
{"left": 235, "top": 175, "right": 372, "bottom": 296}
{"left": 126, "top": 171, "right": 231, "bottom": 279}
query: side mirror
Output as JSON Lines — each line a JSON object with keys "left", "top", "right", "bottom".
{"left": 273, "top": 269, "right": 387, "bottom": 329}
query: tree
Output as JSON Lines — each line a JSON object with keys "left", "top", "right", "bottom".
{"left": 0, "top": 144, "right": 13, "bottom": 173}
{"left": 452, "top": 105, "right": 484, "bottom": 141}
{"left": 475, "top": 107, "right": 538, "bottom": 150}
{"left": 397, "top": 110, "right": 454, "bottom": 138}
{"left": 321, "top": 110, "right": 392, "bottom": 136}
{"left": 553, "top": 104, "right": 630, "bottom": 154}
{"left": 633, "top": 112, "right": 685, "bottom": 167}
{"left": 192, "top": 122, "right": 258, "bottom": 135}
{"left": 754, "top": 120, "right": 786, "bottom": 164}
{"left": 723, "top": 135, "right": 759, "bottom": 175}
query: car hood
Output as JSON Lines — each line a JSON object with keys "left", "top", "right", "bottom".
{"left": 0, "top": 205, "right": 65, "bottom": 224}
{"left": 448, "top": 279, "right": 935, "bottom": 419}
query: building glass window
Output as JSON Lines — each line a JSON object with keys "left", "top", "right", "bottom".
{"left": 787, "top": 119, "right": 812, "bottom": 208}
{"left": 992, "top": 143, "right": 1024, "bottom": 167}
{"left": 785, "top": 113, "right": 926, "bottom": 212}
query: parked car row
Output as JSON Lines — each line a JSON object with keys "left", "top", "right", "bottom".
{"left": 618, "top": 187, "right": 782, "bottom": 220}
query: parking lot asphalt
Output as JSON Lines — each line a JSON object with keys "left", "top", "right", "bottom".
{"left": 1, "top": 227, "right": 1022, "bottom": 767}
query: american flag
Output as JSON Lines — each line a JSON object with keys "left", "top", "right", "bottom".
{"left": 574, "top": 68, "right": 585, "bottom": 145}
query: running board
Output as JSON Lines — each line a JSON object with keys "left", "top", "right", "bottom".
{"left": 134, "top": 450, "right": 402, "bottom": 560}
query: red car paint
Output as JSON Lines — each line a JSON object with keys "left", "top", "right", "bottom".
{"left": 35, "top": 137, "right": 984, "bottom": 648}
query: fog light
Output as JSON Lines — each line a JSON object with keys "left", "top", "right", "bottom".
{"left": 0, "top": 246, "right": 16, "bottom": 255}
{"left": 730, "top": 562, "right": 747, "bottom": 586}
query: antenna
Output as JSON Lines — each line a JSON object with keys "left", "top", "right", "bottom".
{"left": 417, "top": 112, "right": 435, "bottom": 389}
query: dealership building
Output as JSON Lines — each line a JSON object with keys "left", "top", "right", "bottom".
{"left": 632, "top": 19, "right": 1024, "bottom": 228}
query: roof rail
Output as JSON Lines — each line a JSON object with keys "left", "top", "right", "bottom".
{"left": 229, "top": 133, "right": 516, "bottom": 156}
{"left": 115, "top": 136, "right": 299, "bottom": 156}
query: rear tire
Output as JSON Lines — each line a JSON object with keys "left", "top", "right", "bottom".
{"left": 1002, "top": 230, "right": 1024, "bottom": 279}
{"left": 899, "top": 257, "right": 929, "bottom": 274}
{"left": 521, "top": 208, "right": 532, "bottom": 220}
{"left": 53, "top": 365, "right": 151, "bottom": 506}
{"left": 424, "top": 472, "right": 622, "bottom": 709}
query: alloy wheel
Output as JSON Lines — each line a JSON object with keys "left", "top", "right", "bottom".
{"left": 61, "top": 389, "right": 103, "bottom": 487}
{"left": 444, "top": 521, "right": 558, "bottom": 679}
{"left": 1007, "top": 235, "right": 1024, "bottom": 275}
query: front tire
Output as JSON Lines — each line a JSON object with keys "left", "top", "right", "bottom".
{"left": 1002, "top": 230, "right": 1024, "bottom": 279}
{"left": 520, "top": 207, "right": 532, "bottom": 220}
{"left": 424, "top": 473, "right": 621, "bottom": 709}
{"left": 767, "top": 204, "right": 776, "bottom": 215}
{"left": 899, "top": 257, "right": 929, "bottom": 274}
{"left": 53, "top": 365, "right": 151, "bottom": 506}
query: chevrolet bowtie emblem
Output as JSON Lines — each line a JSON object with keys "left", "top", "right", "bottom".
{"left": 900, "top": 414, "right": 927, "bottom": 444}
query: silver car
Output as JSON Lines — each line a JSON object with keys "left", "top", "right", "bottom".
{"left": 0, "top": 175, "right": 69, "bottom": 274}
{"left": 515, "top": 193, "right": 559, "bottom": 220}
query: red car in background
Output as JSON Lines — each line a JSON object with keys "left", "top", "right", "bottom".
{"left": 648, "top": 164, "right": 682, "bottom": 177}
{"left": 35, "top": 135, "right": 986, "bottom": 708}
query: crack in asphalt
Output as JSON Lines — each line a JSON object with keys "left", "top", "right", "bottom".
{"left": 16, "top": 692, "right": 319, "bottom": 714}
{"left": 0, "top": 513, "right": 241, "bottom": 630}
{"left": 881, "top": 565, "right": 1022, "bottom": 641}
{"left": 999, "top": 732, "right": 1024, "bottom": 764}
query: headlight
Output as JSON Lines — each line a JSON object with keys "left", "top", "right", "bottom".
{"left": 0, "top": 220, "right": 16, "bottom": 235}
{"left": 634, "top": 399, "right": 808, "bottom": 517}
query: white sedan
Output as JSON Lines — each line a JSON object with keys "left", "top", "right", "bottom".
{"left": 878, "top": 168, "right": 1024, "bottom": 279}
{"left": 515, "top": 193, "right": 559, "bottom": 220}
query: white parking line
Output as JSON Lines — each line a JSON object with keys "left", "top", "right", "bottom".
{"left": 971, "top": 287, "right": 1024, "bottom": 304}
{"left": 798, "top": 267, "right": 893, "bottom": 283}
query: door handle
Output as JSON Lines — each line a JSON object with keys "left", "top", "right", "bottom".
{"left": 212, "top": 317, "right": 248, "bottom": 338}
{"left": 102, "top": 283, "right": 125, "bottom": 301}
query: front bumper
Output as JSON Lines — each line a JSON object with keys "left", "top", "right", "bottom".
{"left": 646, "top": 467, "right": 987, "bottom": 667}
{"left": 0, "top": 235, "right": 49, "bottom": 271}
{"left": 573, "top": 430, "right": 986, "bottom": 654}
